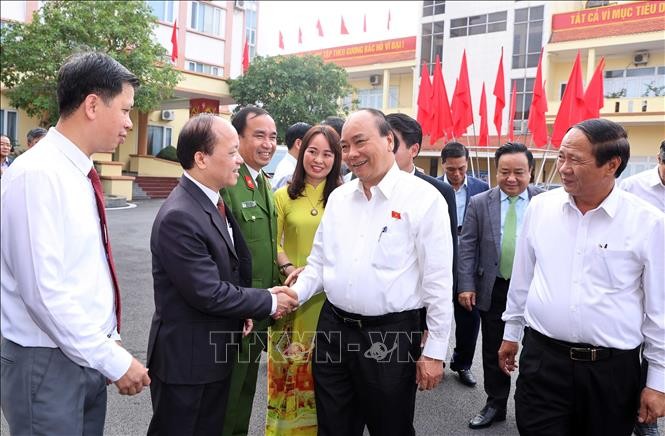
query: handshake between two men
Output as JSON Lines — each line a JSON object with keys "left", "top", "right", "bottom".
{"left": 270, "top": 286, "right": 299, "bottom": 319}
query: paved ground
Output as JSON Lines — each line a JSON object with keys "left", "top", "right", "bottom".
{"left": 2, "top": 199, "right": 661, "bottom": 435}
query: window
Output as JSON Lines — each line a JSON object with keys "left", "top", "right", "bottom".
{"left": 604, "top": 66, "right": 665, "bottom": 98}
{"left": 148, "top": 125, "right": 173, "bottom": 155}
{"left": 421, "top": 21, "right": 444, "bottom": 74}
{"left": 586, "top": 0, "right": 610, "bottom": 8}
{"left": 0, "top": 109, "right": 18, "bottom": 146}
{"left": 422, "top": 0, "right": 446, "bottom": 17}
{"left": 244, "top": 2, "right": 257, "bottom": 60}
{"left": 187, "top": 61, "right": 224, "bottom": 77}
{"left": 512, "top": 6, "right": 543, "bottom": 69}
{"left": 512, "top": 78, "right": 534, "bottom": 133}
{"left": 450, "top": 11, "right": 506, "bottom": 38}
{"left": 191, "top": 1, "right": 225, "bottom": 36}
{"left": 147, "top": 1, "right": 174, "bottom": 22}
{"left": 356, "top": 87, "right": 399, "bottom": 110}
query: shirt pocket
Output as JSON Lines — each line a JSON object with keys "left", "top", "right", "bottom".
{"left": 239, "top": 207, "right": 266, "bottom": 242}
{"left": 371, "top": 223, "right": 413, "bottom": 270}
{"left": 590, "top": 248, "right": 641, "bottom": 291}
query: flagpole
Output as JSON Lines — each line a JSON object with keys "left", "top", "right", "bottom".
{"left": 545, "top": 157, "right": 558, "bottom": 188}
{"left": 535, "top": 140, "right": 552, "bottom": 184}
{"left": 465, "top": 136, "right": 476, "bottom": 178}
{"left": 471, "top": 122, "right": 483, "bottom": 184}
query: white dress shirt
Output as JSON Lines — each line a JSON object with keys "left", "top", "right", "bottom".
{"left": 271, "top": 153, "right": 297, "bottom": 191}
{"left": 620, "top": 166, "right": 665, "bottom": 212}
{"left": 502, "top": 187, "right": 665, "bottom": 392}
{"left": 292, "top": 163, "right": 454, "bottom": 360}
{"left": 0, "top": 128, "right": 132, "bottom": 381}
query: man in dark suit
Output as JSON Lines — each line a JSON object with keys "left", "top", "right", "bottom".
{"left": 437, "top": 141, "right": 489, "bottom": 387}
{"left": 147, "top": 114, "right": 297, "bottom": 435}
{"left": 458, "top": 142, "right": 543, "bottom": 429}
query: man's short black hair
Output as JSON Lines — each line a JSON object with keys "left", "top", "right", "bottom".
{"left": 285, "top": 122, "right": 311, "bottom": 150}
{"left": 494, "top": 142, "right": 534, "bottom": 169}
{"left": 231, "top": 106, "right": 270, "bottom": 136}
{"left": 176, "top": 114, "right": 218, "bottom": 170}
{"left": 571, "top": 119, "right": 630, "bottom": 178}
{"left": 321, "top": 116, "right": 345, "bottom": 137}
{"left": 441, "top": 141, "right": 469, "bottom": 162}
{"left": 386, "top": 113, "right": 422, "bottom": 155}
{"left": 659, "top": 140, "right": 665, "bottom": 161}
{"left": 27, "top": 128, "right": 47, "bottom": 143}
{"left": 57, "top": 51, "right": 139, "bottom": 119}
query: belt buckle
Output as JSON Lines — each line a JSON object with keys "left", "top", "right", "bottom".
{"left": 343, "top": 316, "right": 362, "bottom": 328}
{"left": 570, "top": 347, "right": 596, "bottom": 361}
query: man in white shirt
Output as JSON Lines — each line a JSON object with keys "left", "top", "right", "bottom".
{"left": 1, "top": 52, "right": 150, "bottom": 435}
{"left": 271, "top": 121, "right": 311, "bottom": 191}
{"left": 499, "top": 119, "right": 665, "bottom": 436}
{"left": 620, "top": 140, "right": 665, "bottom": 212}
{"left": 287, "top": 109, "right": 454, "bottom": 436}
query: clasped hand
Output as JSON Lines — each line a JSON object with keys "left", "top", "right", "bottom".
{"left": 271, "top": 286, "right": 299, "bottom": 319}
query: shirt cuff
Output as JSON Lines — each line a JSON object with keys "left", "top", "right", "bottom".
{"left": 98, "top": 341, "right": 133, "bottom": 382}
{"left": 503, "top": 321, "right": 525, "bottom": 342}
{"left": 422, "top": 336, "right": 447, "bottom": 361}
{"left": 647, "top": 366, "right": 665, "bottom": 393}
{"left": 269, "top": 292, "right": 277, "bottom": 316}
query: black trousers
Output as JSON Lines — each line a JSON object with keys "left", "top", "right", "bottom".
{"left": 479, "top": 277, "right": 511, "bottom": 410}
{"left": 312, "top": 301, "right": 422, "bottom": 436}
{"left": 515, "top": 328, "right": 641, "bottom": 436}
{"left": 148, "top": 373, "right": 231, "bottom": 436}
{"left": 450, "top": 293, "right": 480, "bottom": 371}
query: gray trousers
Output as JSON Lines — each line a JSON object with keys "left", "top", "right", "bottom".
{"left": 1, "top": 338, "right": 107, "bottom": 436}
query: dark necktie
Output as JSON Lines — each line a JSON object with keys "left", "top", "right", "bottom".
{"left": 217, "top": 199, "right": 227, "bottom": 220}
{"left": 88, "top": 167, "right": 122, "bottom": 332}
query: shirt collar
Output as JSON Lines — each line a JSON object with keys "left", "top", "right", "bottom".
{"left": 183, "top": 170, "right": 219, "bottom": 206}
{"left": 443, "top": 174, "right": 468, "bottom": 190}
{"left": 500, "top": 188, "right": 529, "bottom": 202}
{"left": 649, "top": 165, "right": 664, "bottom": 188}
{"left": 563, "top": 184, "right": 620, "bottom": 218}
{"left": 49, "top": 127, "right": 93, "bottom": 176}
{"left": 246, "top": 164, "right": 260, "bottom": 182}
{"left": 354, "top": 162, "right": 401, "bottom": 200}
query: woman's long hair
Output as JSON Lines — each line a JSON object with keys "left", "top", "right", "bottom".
{"left": 287, "top": 125, "right": 342, "bottom": 207}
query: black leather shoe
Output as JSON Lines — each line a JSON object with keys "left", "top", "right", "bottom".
{"left": 456, "top": 369, "right": 477, "bottom": 387}
{"left": 468, "top": 405, "right": 506, "bottom": 429}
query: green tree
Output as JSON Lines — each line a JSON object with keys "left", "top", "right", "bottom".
{"left": 0, "top": 0, "right": 180, "bottom": 127}
{"left": 229, "top": 55, "right": 353, "bottom": 141}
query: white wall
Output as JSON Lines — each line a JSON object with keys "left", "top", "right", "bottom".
{"left": 0, "top": 1, "right": 26, "bottom": 21}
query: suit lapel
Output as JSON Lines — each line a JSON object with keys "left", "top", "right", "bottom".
{"left": 488, "top": 187, "right": 502, "bottom": 260}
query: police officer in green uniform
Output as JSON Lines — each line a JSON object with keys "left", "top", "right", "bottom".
{"left": 220, "top": 106, "right": 280, "bottom": 436}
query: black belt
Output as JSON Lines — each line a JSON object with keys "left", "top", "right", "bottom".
{"left": 328, "top": 302, "right": 419, "bottom": 329}
{"left": 528, "top": 328, "right": 637, "bottom": 362}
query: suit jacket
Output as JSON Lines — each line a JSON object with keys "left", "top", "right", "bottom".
{"left": 457, "top": 185, "right": 544, "bottom": 311}
{"left": 437, "top": 175, "right": 489, "bottom": 224}
{"left": 415, "top": 170, "right": 458, "bottom": 289}
{"left": 147, "top": 176, "right": 272, "bottom": 385}
{"left": 221, "top": 164, "right": 280, "bottom": 290}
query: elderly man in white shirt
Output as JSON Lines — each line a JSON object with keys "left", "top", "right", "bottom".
{"left": 1, "top": 52, "right": 150, "bottom": 435}
{"left": 284, "top": 109, "right": 453, "bottom": 436}
{"left": 499, "top": 119, "right": 665, "bottom": 436}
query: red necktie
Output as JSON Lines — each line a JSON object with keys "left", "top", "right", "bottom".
{"left": 217, "top": 199, "right": 227, "bottom": 219}
{"left": 88, "top": 167, "right": 122, "bottom": 332}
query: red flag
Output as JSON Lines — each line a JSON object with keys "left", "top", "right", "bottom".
{"left": 278, "top": 31, "right": 284, "bottom": 49}
{"left": 298, "top": 27, "right": 303, "bottom": 44}
{"left": 583, "top": 57, "right": 605, "bottom": 120}
{"left": 417, "top": 62, "right": 433, "bottom": 136}
{"left": 551, "top": 52, "right": 586, "bottom": 147}
{"left": 242, "top": 40, "right": 249, "bottom": 74}
{"left": 451, "top": 50, "right": 473, "bottom": 138}
{"left": 170, "top": 20, "right": 178, "bottom": 63}
{"left": 387, "top": 9, "right": 391, "bottom": 30}
{"left": 493, "top": 47, "right": 505, "bottom": 141}
{"left": 363, "top": 14, "right": 367, "bottom": 32}
{"left": 507, "top": 81, "right": 517, "bottom": 141}
{"left": 478, "top": 83, "right": 489, "bottom": 146}
{"left": 527, "top": 51, "right": 548, "bottom": 147}
{"left": 316, "top": 18, "right": 324, "bottom": 37}
{"left": 430, "top": 55, "right": 454, "bottom": 144}
{"left": 341, "top": 16, "right": 349, "bottom": 35}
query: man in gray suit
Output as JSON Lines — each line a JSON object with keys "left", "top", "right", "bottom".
{"left": 457, "top": 142, "right": 543, "bottom": 429}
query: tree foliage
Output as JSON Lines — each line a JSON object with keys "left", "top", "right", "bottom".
{"left": 0, "top": 0, "right": 180, "bottom": 126}
{"left": 229, "top": 55, "right": 353, "bottom": 141}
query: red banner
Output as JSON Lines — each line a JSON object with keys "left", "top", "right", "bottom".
{"left": 189, "top": 98, "right": 219, "bottom": 117}
{"left": 297, "top": 36, "right": 416, "bottom": 67}
{"left": 552, "top": 1, "right": 665, "bottom": 30}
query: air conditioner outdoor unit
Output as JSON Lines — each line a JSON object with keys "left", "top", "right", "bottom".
{"left": 235, "top": 0, "right": 245, "bottom": 10}
{"left": 369, "top": 74, "right": 382, "bottom": 86}
{"left": 161, "top": 110, "right": 175, "bottom": 121}
{"left": 633, "top": 50, "right": 649, "bottom": 66}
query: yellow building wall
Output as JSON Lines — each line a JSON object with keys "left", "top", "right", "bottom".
{"left": 1, "top": 93, "right": 44, "bottom": 151}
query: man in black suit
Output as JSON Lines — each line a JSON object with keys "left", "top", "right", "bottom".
{"left": 147, "top": 114, "right": 298, "bottom": 435}
{"left": 458, "top": 143, "right": 543, "bottom": 429}
{"left": 436, "top": 141, "right": 490, "bottom": 387}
